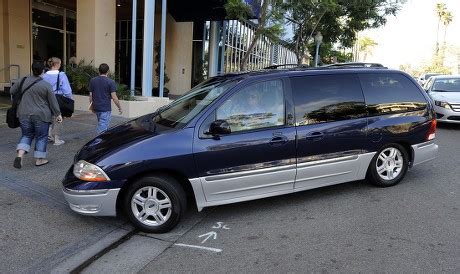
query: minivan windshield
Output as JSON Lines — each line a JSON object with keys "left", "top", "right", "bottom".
{"left": 432, "top": 78, "right": 460, "bottom": 92}
{"left": 153, "top": 77, "right": 240, "bottom": 128}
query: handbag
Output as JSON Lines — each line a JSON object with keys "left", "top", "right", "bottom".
{"left": 55, "top": 72, "right": 74, "bottom": 117}
{"left": 6, "top": 77, "right": 42, "bottom": 128}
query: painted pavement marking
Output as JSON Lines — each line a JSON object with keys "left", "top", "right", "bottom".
{"left": 173, "top": 243, "right": 222, "bottom": 253}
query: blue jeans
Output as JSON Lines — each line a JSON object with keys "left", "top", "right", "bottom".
{"left": 17, "top": 116, "right": 50, "bottom": 158}
{"left": 96, "top": 111, "right": 112, "bottom": 133}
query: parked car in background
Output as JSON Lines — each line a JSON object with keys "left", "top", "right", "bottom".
{"left": 62, "top": 64, "right": 439, "bottom": 233}
{"left": 418, "top": 73, "right": 442, "bottom": 86}
{"left": 424, "top": 75, "right": 460, "bottom": 123}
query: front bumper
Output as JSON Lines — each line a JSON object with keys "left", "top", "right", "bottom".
{"left": 62, "top": 188, "right": 120, "bottom": 216}
{"left": 411, "top": 141, "right": 438, "bottom": 166}
{"left": 434, "top": 105, "right": 460, "bottom": 124}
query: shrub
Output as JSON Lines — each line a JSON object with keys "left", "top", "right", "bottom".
{"left": 65, "top": 60, "right": 134, "bottom": 100}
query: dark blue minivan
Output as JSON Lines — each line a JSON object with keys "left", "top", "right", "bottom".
{"left": 63, "top": 65, "right": 438, "bottom": 233}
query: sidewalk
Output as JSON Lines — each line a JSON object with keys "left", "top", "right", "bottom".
{"left": 0, "top": 110, "right": 131, "bottom": 273}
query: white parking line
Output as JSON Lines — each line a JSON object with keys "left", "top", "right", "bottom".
{"left": 174, "top": 243, "right": 222, "bottom": 253}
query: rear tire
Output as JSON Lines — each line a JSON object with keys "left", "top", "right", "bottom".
{"left": 123, "top": 175, "right": 187, "bottom": 233}
{"left": 367, "top": 144, "right": 409, "bottom": 187}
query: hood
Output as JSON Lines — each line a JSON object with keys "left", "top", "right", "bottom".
{"left": 76, "top": 113, "right": 172, "bottom": 163}
{"left": 429, "top": 91, "right": 460, "bottom": 103}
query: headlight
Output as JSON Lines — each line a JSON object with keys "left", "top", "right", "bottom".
{"left": 434, "top": 100, "right": 452, "bottom": 109}
{"left": 73, "top": 160, "right": 111, "bottom": 182}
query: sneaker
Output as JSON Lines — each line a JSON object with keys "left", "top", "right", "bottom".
{"left": 53, "top": 139, "right": 65, "bottom": 146}
{"left": 48, "top": 136, "right": 54, "bottom": 142}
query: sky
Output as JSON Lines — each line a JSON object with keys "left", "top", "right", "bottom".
{"left": 364, "top": 0, "right": 460, "bottom": 69}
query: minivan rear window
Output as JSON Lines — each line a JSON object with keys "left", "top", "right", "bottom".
{"left": 291, "top": 74, "right": 366, "bottom": 125}
{"left": 359, "top": 73, "right": 427, "bottom": 115}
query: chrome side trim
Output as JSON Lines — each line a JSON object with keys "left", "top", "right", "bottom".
{"left": 204, "top": 164, "right": 296, "bottom": 182}
{"left": 62, "top": 188, "right": 120, "bottom": 216}
{"left": 189, "top": 178, "right": 206, "bottom": 212}
{"left": 295, "top": 171, "right": 353, "bottom": 184}
{"left": 63, "top": 188, "right": 109, "bottom": 195}
{"left": 415, "top": 140, "right": 434, "bottom": 149}
{"left": 356, "top": 152, "right": 376, "bottom": 180}
{"left": 192, "top": 152, "right": 377, "bottom": 211}
{"left": 412, "top": 141, "right": 438, "bottom": 166}
{"left": 297, "top": 155, "right": 359, "bottom": 169}
{"left": 193, "top": 188, "right": 295, "bottom": 210}
{"left": 211, "top": 179, "right": 294, "bottom": 195}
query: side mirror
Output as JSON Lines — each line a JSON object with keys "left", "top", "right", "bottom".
{"left": 207, "top": 120, "right": 231, "bottom": 138}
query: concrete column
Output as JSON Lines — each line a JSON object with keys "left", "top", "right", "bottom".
{"left": 76, "top": 0, "right": 116, "bottom": 70}
{"left": 1, "top": 0, "right": 31, "bottom": 82}
{"left": 142, "top": 0, "right": 155, "bottom": 97}
{"left": 130, "top": 0, "right": 137, "bottom": 95}
{"left": 208, "top": 21, "right": 219, "bottom": 77}
{"left": 159, "top": 0, "right": 166, "bottom": 97}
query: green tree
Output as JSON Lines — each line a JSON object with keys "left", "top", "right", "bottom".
{"left": 284, "top": 0, "right": 403, "bottom": 65}
{"left": 225, "top": 0, "right": 284, "bottom": 70}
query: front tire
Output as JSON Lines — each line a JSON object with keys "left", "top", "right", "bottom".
{"left": 124, "top": 175, "right": 187, "bottom": 233}
{"left": 367, "top": 144, "right": 409, "bottom": 187}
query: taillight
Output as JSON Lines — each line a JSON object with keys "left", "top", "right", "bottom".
{"left": 427, "top": 119, "right": 437, "bottom": 141}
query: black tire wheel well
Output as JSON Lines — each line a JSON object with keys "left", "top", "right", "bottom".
{"left": 121, "top": 173, "right": 188, "bottom": 233}
{"left": 366, "top": 142, "right": 410, "bottom": 188}
{"left": 116, "top": 169, "right": 196, "bottom": 217}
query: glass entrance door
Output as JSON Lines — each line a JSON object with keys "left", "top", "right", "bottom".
{"left": 32, "top": 1, "right": 76, "bottom": 66}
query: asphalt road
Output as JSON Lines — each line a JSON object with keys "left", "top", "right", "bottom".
{"left": 88, "top": 123, "right": 460, "bottom": 273}
{"left": 0, "top": 106, "right": 458, "bottom": 273}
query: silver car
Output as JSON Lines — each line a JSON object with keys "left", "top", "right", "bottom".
{"left": 424, "top": 75, "right": 460, "bottom": 123}
{"left": 418, "top": 73, "right": 442, "bottom": 86}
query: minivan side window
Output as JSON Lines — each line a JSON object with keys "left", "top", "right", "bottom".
{"left": 291, "top": 74, "right": 366, "bottom": 126}
{"left": 359, "top": 73, "right": 427, "bottom": 115}
{"left": 216, "top": 79, "right": 285, "bottom": 133}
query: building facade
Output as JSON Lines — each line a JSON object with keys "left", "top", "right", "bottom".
{"left": 0, "top": 0, "right": 296, "bottom": 97}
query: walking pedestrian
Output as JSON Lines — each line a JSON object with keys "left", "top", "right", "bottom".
{"left": 42, "top": 57, "right": 72, "bottom": 145}
{"left": 11, "top": 61, "right": 62, "bottom": 169}
{"left": 89, "top": 63, "right": 122, "bottom": 134}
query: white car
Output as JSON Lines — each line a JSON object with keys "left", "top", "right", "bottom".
{"left": 424, "top": 75, "right": 460, "bottom": 123}
{"left": 418, "top": 73, "right": 442, "bottom": 86}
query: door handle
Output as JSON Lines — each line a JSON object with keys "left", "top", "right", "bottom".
{"left": 305, "top": 131, "right": 324, "bottom": 140}
{"left": 269, "top": 134, "right": 288, "bottom": 146}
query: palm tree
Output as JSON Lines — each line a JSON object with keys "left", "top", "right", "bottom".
{"left": 435, "top": 3, "right": 447, "bottom": 54}
{"left": 358, "top": 36, "right": 378, "bottom": 62}
{"left": 441, "top": 10, "right": 453, "bottom": 57}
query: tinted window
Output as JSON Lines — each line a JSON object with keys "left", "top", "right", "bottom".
{"left": 291, "top": 74, "right": 366, "bottom": 126}
{"left": 153, "top": 77, "right": 239, "bottom": 128}
{"left": 359, "top": 73, "right": 427, "bottom": 115}
{"left": 216, "top": 80, "right": 285, "bottom": 132}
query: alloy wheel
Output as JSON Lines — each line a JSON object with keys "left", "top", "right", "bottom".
{"left": 131, "top": 186, "right": 172, "bottom": 227}
{"left": 375, "top": 147, "right": 404, "bottom": 181}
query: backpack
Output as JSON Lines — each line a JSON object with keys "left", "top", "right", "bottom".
{"left": 55, "top": 72, "right": 74, "bottom": 117}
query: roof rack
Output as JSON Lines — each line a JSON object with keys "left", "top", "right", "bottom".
{"left": 322, "top": 62, "right": 386, "bottom": 68}
{"left": 262, "top": 62, "right": 387, "bottom": 71}
{"left": 264, "top": 64, "right": 309, "bottom": 69}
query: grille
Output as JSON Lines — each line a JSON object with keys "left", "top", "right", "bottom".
{"left": 447, "top": 116, "right": 460, "bottom": 121}
{"left": 450, "top": 103, "right": 460, "bottom": 112}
